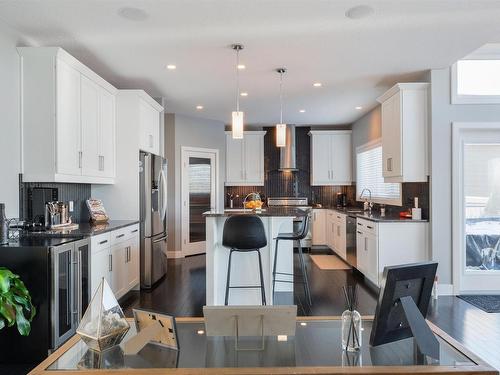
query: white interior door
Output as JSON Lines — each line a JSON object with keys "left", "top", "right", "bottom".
{"left": 181, "top": 147, "right": 218, "bottom": 256}
{"left": 453, "top": 122, "right": 500, "bottom": 294}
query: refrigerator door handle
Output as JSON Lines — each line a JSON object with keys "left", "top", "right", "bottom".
{"left": 153, "top": 235, "right": 168, "bottom": 243}
{"left": 159, "top": 168, "right": 168, "bottom": 224}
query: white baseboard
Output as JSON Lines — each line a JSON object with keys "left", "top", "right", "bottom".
{"left": 438, "top": 283, "right": 454, "bottom": 296}
{"left": 167, "top": 251, "right": 184, "bottom": 259}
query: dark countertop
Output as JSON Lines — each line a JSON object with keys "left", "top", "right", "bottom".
{"left": 203, "top": 207, "right": 309, "bottom": 218}
{"left": 311, "top": 206, "right": 428, "bottom": 223}
{"left": 19, "top": 220, "right": 140, "bottom": 239}
{"left": 0, "top": 236, "right": 83, "bottom": 248}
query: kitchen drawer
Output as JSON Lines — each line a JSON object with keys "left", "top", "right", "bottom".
{"left": 356, "top": 218, "right": 377, "bottom": 235}
{"left": 334, "top": 212, "right": 347, "bottom": 223}
{"left": 110, "top": 224, "right": 140, "bottom": 246}
{"left": 91, "top": 232, "right": 111, "bottom": 254}
{"left": 110, "top": 227, "right": 130, "bottom": 245}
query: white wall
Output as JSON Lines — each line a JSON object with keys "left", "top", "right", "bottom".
{"left": 351, "top": 106, "right": 382, "bottom": 182}
{"left": 0, "top": 23, "right": 28, "bottom": 217}
{"left": 165, "top": 113, "right": 226, "bottom": 256}
{"left": 429, "top": 67, "right": 500, "bottom": 286}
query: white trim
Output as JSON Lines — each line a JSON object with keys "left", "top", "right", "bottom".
{"left": 452, "top": 122, "right": 500, "bottom": 294}
{"left": 181, "top": 146, "right": 219, "bottom": 257}
{"left": 355, "top": 138, "right": 381, "bottom": 153}
{"left": 166, "top": 250, "right": 184, "bottom": 259}
{"left": 437, "top": 283, "right": 454, "bottom": 296}
{"left": 451, "top": 61, "right": 500, "bottom": 105}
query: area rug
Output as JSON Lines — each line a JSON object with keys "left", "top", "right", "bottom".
{"left": 457, "top": 295, "right": 500, "bottom": 313}
{"left": 309, "top": 255, "right": 351, "bottom": 270}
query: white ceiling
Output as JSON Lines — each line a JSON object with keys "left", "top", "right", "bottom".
{"left": 2, "top": 0, "right": 500, "bottom": 125}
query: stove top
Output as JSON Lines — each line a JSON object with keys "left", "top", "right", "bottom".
{"left": 267, "top": 197, "right": 309, "bottom": 207}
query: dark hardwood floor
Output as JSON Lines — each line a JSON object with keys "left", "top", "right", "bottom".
{"left": 121, "top": 249, "right": 379, "bottom": 318}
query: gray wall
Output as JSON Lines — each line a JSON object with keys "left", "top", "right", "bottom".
{"left": 429, "top": 67, "right": 500, "bottom": 285}
{"left": 351, "top": 106, "right": 382, "bottom": 182}
{"left": 165, "top": 113, "right": 226, "bottom": 255}
{"left": 0, "top": 23, "right": 27, "bottom": 217}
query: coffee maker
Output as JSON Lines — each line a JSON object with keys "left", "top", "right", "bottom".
{"left": 336, "top": 193, "right": 347, "bottom": 207}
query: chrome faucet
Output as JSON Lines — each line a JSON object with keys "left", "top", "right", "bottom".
{"left": 359, "top": 188, "right": 374, "bottom": 213}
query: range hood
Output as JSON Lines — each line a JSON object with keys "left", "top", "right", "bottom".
{"left": 279, "top": 125, "right": 298, "bottom": 171}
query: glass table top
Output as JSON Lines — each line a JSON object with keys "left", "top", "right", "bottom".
{"left": 47, "top": 319, "right": 475, "bottom": 370}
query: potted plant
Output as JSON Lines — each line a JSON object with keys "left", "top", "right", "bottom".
{"left": 0, "top": 267, "right": 36, "bottom": 336}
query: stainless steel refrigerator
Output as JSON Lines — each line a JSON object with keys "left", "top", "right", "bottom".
{"left": 140, "top": 152, "right": 168, "bottom": 288}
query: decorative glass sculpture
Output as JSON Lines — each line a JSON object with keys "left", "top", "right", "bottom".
{"left": 77, "top": 278, "right": 130, "bottom": 352}
{"left": 341, "top": 285, "right": 362, "bottom": 352}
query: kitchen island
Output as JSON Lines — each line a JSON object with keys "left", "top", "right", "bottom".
{"left": 203, "top": 208, "right": 308, "bottom": 305}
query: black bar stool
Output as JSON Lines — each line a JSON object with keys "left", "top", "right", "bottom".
{"left": 222, "top": 215, "right": 268, "bottom": 305}
{"left": 272, "top": 213, "right": 312, "bottom": 305}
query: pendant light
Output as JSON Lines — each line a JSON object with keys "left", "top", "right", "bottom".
{"left": 276, "top": 68, "right": 287, "bottom": 147}
{"left": 231, "top": 44, "right": 244, "bottom": 139}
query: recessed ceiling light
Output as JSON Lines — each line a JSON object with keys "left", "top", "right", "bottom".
{"left": 345, "top": 5, "right": 375, "bottom": 19}
{"left": 166, "top": 64, "right": 176, "bottom": 70}
{"left": 299, "top": 109, "right": 306, "bottom": 113}
{"left": 196, "top": 105, "right": 204, "bottom": 110}
{"left": 300, "top": 322, "right": 307, "bottom": 326}
{"left": 117, "top": 7, "right": 149, "bottom": 21}
{"left": 240, "top": 92, "right": 248, "bottom": 97}
{"left": 313, "top": 82, "right": 322, "bottom": 87}
{"left": 197, "top": 329, "right": 205, "bottom": 335}
{"left": 237, "top": 64, "right": 246, "bottom": 70}
{"left": 355, "top": 106, "right": 363, "bottom": 110}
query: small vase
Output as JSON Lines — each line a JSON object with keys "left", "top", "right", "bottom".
{"left": 341, "top": 309, "right": 362, "bottom": 352}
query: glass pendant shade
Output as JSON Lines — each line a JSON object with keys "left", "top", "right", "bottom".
{"left": 232, "top": 111, "right": 244, "bottom": 139}
{"left": 276, "top": 123, "right": 287, "bottom": 147}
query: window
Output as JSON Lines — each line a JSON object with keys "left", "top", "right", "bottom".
{"left": 451, "top": 43, "right": 500, "bottom": 104}
{"left": 356, "top": 140, "right": 401, "bottom": 206}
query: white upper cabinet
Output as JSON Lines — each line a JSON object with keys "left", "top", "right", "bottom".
{"left": 19, "top": 47, "right": 117, "bottom": 184}
{"left": 138, "top": 96, "right": 162, "bottom": 155}
{"left": 225, "top": 131, "right": 266, "bottom": 186}
{"left": 377, "top": 83, "right": 430, "bottom": 183}
{"left": 309, "top": 130, "right": 352, "bottom": 186}
{"left": 117, "top": 90, "right": 163, "bottom": 156}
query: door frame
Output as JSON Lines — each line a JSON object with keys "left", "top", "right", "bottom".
{"left": 452, "top": 122, "right": 500, "bottom": 294}
{"left": 181, "top": 146, "right": 219, "bottom": 257}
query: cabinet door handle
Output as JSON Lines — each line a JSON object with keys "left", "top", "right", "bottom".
{"left": 109, "top": 254, "right": 112, "bottom": 272}
{"left": 78, "top": 151, "right": 82, "bottom": 169}
{"left": 357, "top": 222, "right": 362, "bottom": 226}
{"left": 149, "top": 134, "right": 153, "bottom": 148}
{"left": 357, "top": 231, "right": 362, "bottom": 234}
{"left": 367, "top": 225, "right": 373, "bottom": 229}
{"left": 387, "top": 157, "right": 393, "bottom": 172}
{"left": 116, "top": 234, "right": 125, "bottom": 239}
{"left": 337, "top": 225, "right": 340, "bottom": 236}
{"left": 99, "top": 240, "right": 108, "bottom": 245}
{"left": 364, "top": 237, "right": 368, "bottom": 251}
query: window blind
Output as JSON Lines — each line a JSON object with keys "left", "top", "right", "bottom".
{"left": 356, "top": 143, "right": 401, "bottom": 205}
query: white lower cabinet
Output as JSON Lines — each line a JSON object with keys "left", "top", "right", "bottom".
{"left": 311, "top": 209, "right": 326, "bottom": 246}
{"left": 356, "top": 218, "right": 428, "bottom": 287}
{"left": 333, "top": 213, "right": 347, "bottom": 260}
{"left": 91, "top": 224, "right": 140, "bottom": 299}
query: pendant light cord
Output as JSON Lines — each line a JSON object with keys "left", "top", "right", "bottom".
{"left": 236, "top": 48, "right": 240, "bottom": 112}
{"left": 279, "top": 70, "right": 283, "bottom": 124}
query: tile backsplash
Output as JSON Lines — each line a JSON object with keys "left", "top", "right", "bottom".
{"left": 19, "top": 175, "right": 91, "bottom": 223}
{"left": 224, "top": 126, "right": 430, "bottom": 219}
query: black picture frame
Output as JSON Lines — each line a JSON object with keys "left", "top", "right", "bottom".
{"left": 369, "top": 261, "right": 438, "bottom": 347}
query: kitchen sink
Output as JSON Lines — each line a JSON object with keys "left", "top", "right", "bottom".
{"left": 346, "top": 209, "right": 365, "bottom": 213}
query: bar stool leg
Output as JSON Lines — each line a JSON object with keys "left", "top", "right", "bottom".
{"left": 272, "top": 238, "right": 279, "bottom": 297}
{"left": 225, "top": 249, "right": 234, "bottom": 305}
{"left": 297, "top": 240, "right": 312, "bottom": 306}
{"left": 256, "top": 249, "right": 267, "bottom": 305}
